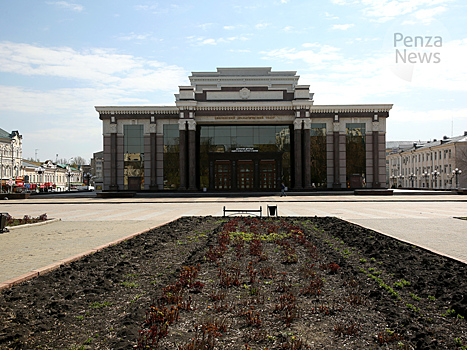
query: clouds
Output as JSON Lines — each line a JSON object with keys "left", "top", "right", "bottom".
{"left": 46, "top": 1, "right": 84, "bottom": 12}
{"left": 0, "top": 41, "right": 187, "bottom": 91}
{"left": 331, "top": 24, "right": 354, "bottom": 30}
{"left": 330, "top": 0, "right": 451, "bottom": 23}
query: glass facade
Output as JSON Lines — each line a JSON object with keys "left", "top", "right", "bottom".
{"left": 310, "top": 123, "right": 327, "bottom": 188}
{"left": 199, "top": 125, "right": 291, "bottom": 189}
{"left": 346, "top": 123, "right": 366, "bottom": 188}
{"left": 123, "top": 125, "right": 144, "bottom": 190}
{"left": 163, "top": 124, "right": 180, "bottom": 190}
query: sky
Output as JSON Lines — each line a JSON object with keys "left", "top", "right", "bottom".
{"left": 0, "top": 0, "right": 466, "bottom": 163}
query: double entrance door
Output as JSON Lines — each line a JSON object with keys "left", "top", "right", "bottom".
{"left": 210, "top": 154, "right": 280, "bottom": 191}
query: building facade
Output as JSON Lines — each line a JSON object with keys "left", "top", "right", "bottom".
{"left": 96, "top": 68, "right": 392, "bottom": 192}
{"left": 387, "top": 132, "right": 467, "bottom": 189}
{"left": 0, "top": 129, "right": 22, "bottom": 192}
{"left": 91, "top": 151, "right": 104, "bottom": 190}
{"left": 21, "top": 160, "right": 83, "bottom": 192}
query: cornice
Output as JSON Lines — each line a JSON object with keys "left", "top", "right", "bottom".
{"left": 195, "top": 101, "right": 294, "bottom": 111}
{"left": 95, "top": 106, "right": 179, "bottom": 114}
{"left": 310, "top": 104, "right": 393, "bottom": 113}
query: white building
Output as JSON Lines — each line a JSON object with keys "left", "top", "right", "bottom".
{"left": 387, "top": 132, "right": 467, "bottom": 189}
{"left": 0, "top": 128, "right": 22, "bottom": 192}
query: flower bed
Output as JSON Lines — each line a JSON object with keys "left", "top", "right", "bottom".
{"left": 4, "top": 213, "right": 48, "bottom": 227}
{"left": 0, "top": 217, "right": 466, "bottom": 349}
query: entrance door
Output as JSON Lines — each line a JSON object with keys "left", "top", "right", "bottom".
{"left": 260, "top": 160, "right": 276, "bottom": 190}
{"left": 238, "top": 160, "right": 254, "bottom": 190}
{"left": 128, "top": 177, "right": 141, "bottom": 191}
{"left": 214, "top": 160, "right": 231, "bottom": 190}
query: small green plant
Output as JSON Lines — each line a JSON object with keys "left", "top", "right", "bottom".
{"left": 428, "top": 295, "right": 436, "bottom": 301}
{"left": 89, "top": 302, "right": 113, "bottom": 309}
{"left": 121, "top": 281, "right": 139, "bottom": 288}
{"left": 410, "top": 293, "right": 421, "bottom": 301}
{"left": 359, "top": 258, "right": 367, "bottom": 263}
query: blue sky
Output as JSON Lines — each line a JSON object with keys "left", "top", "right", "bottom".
{"left": 1, "top": 0, "right": 466, "bottom": 162}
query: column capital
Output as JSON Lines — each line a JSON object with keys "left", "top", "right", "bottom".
{"left": 333, "top": 122, "right": 340, "bottom": 132}
{"left": 293, "top": 119, "right": 303, "bottom": 130}
{"left": 187, "top": 119, "right": 197, "bottom": 131}
{"left": 303, "top": 119, "right": 312, "bottom": 130}
{"left": 178, "top": 120, "right": 187, "bottom": 130}
{"left": 372, "top": 121, "right": 379, "bottom": 131}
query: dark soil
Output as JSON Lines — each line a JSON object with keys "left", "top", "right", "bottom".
{"left": 0, "top": 216, "right": 466, "bottom": 350}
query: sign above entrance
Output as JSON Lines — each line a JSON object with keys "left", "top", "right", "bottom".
{"left": 232, "top": 147, "right": 258, "bottom": 153}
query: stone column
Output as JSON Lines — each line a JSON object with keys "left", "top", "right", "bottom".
{"left": 332, "top": 121, "right": 341, "bottom": 189}
{"left": 372, "top": 121, "right": 380, "bottom": 188}
{"left": 187, "top": 118, "right": 197, "bottom": 190}
{"left": 294, "top": 118, "right": 303, "bottom": 189}
{"left": 150, "top": 119, "right": 157, "bottom": 190}
{"left": 303, "top": 119, "right": 311, "bottom": 189}
{"left": 110, "top": 122, "right": 118, "bottom": 191}
{"left": 178, "top": 119, "right": 187, "bottom": 190}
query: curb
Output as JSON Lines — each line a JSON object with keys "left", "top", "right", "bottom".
{"left": 5, "top": 218, "right": 62, "bottom": 231}
{"left": 0, "top": 218, "right": 177, "bottom": 292}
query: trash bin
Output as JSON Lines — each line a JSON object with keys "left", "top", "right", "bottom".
{"left": 267, "top": 205, "right": 277, "bottom": 217}
{"left": 0, "top": 213, "right": 9, "bottom": 233}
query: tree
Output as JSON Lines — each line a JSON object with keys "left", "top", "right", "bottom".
{"left": 71, "top": 156, "right": 88, "bottom": 167}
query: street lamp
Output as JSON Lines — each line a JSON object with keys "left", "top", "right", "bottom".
{"left": 452, "top": 168, "right": 462, "bottom": 189}
{"left": 422, "top": 172, "right": 430, "bottom": 188}
{"left": 408, "top": 173, "right": 416, "bottom": 188}
{"left": 34, "top": 166, "right": 45, "bottom": 193}
{"left": 0, "top": 144, "right": 6, "bottom": 193}
{"left": 431, "top": 170, "right": 440, "bottom": 189}
{"left": 83, "top": 172, "right": 91, "bottom": 187}
{"left": 398, "top": 174, "right": 405, "bottom": 188}
{"left": 65, "top": 166, "right": 72, "bottom": 191}
{"left": 390, "top": 175, "right": 397, "bottom": 188}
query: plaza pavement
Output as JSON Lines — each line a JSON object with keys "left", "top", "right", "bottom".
{"left": 1, "top": 191, "right": 466, "bottom": 288}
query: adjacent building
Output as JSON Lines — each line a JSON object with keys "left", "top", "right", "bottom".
{"left": 90, "top": 151, "right": 104, "bottom": 190}
{"left": 96, "top": 67, "right": 393, "bottom": 192}
{"left": 387, "top": 132, "right": 467, "bottom": 189}
{"left": 0, "top": 128, "right": 22, "bottom": 192}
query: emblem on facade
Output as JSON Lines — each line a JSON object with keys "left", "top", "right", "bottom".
{"left": 239, "top": 87, "right": 251, "bottom": 99}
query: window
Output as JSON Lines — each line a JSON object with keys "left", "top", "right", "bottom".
{"left": 346, "top": 123, "right": 366, "bottom": 187}
{"left": 124, "top": 125, "right": 144, "bottom": 190}
{"left": 163, "top": 124, "right": 180, "bottom": 190}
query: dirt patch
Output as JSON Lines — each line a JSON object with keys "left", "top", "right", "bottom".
{"left": 0, "top": 217, "right": 466, "bottom": 349}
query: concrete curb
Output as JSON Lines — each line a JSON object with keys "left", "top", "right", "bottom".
{"left": 0, "top": 218, "right": 176, "bottom": 292}
{"left": 344, "top": 219, "right": 467, "bottom": 265}
{"left": 5, "top": 218, "right": 62, "bottom": 231}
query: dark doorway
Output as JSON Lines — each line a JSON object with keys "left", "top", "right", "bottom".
{"left": 128, "top": 177, "right": 142, "bottom": 191}
{"left": 214, "top": 160, "right": 232, "bottom": 190}
{"left": 238, "top": 160, "right": 254, "bottom": 190}
{"left": 260, "top": 160, "right": 276, "bottom": 190}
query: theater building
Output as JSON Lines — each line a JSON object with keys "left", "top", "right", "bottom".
{"left": 96, "top": 67, "right": 392, "bottom": 192}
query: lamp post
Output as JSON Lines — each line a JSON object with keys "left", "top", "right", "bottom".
{"left": 390, "top": 175, "right": 397, "bottom": 188}
{"left": 65, "top": 166, "right": 72, "bottom": 192}
{"left": 398, "top": 174, "right": 405, "bottom": 188}
{"left": 83, "top": 172, "right": 91, "bottom": 187}
{"left": 0, "top": 144, "right": 6, "bottom": 193}
{"left": 34, "top": 166, "right": 45, "bottom": 193}
{"left": 431, "top": 170, "right": 440, "bottom": 189}
{"left": 452, "top": 168, "right": 462, "bottom": 189}
{"left": 408, "top": 173, "right": 416, "bottom": 188}
{"left": 422, "top": 172, "right": 430, "bottom": 188}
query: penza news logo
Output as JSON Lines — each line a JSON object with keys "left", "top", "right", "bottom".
{"left": 394, "top": 33, "right": 442, "bottom": 64}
